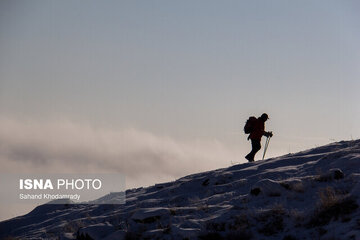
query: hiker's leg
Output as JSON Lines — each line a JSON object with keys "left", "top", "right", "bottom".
{"left": 246, "top": 139, "right": 261, "bottom": 161}
{"left": 252, "top": 139, "right": 261, "bottom": 155}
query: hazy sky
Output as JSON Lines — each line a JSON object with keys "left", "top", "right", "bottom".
{"left": 0, "top": 0, "right": 360, "bottom": 219}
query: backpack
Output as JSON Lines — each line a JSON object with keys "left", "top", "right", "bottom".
{"left": 244, "top": 116, "right": 257, "bottom": 134}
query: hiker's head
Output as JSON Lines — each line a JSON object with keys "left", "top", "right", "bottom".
{"left": 260, "top": 113, "right": 269, "bottom": 122}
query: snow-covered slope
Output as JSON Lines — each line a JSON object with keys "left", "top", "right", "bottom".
{"left": 1, "top": 140, "right": 360, "bottom": 240}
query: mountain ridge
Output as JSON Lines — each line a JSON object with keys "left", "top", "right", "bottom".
{"left": 1, "top": 139, "right": 360, "bottom": 239}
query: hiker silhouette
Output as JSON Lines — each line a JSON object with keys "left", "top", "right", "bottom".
{"left": 245, "top": 113, "right": 273, "bottom": 162}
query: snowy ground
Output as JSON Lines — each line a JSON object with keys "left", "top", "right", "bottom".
{"left": 1, "top": 140, "right": 360, "bottom": 240}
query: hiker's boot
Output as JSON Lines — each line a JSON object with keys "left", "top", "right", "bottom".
{"left": 245, "top": 154, "right": 254, "bottom": 162}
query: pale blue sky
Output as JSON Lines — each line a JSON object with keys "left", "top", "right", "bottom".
{"left": 1, "top": 0, "right": 360, "bottom": 158}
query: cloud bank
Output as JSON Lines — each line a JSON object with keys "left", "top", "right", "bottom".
{"left": 0, "top": 117, "right": 240, "bottom": 188}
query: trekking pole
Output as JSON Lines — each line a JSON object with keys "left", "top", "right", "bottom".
{"left": 262, "top": 136, "right": 271, "bottom": 160}
{"left": 262, "top": 137, "right": 269, "bottom": 160}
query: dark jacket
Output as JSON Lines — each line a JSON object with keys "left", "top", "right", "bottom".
{"left": 249, "top": 118, "right": 265, "bottom": 141}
